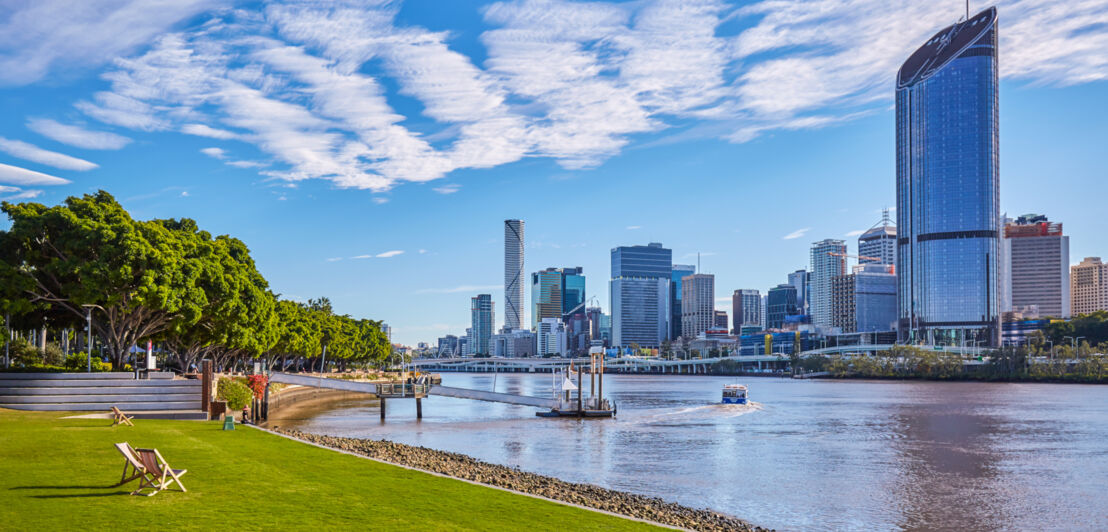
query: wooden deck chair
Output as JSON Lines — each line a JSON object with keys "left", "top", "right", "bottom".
{"left": 111, "top": 406, "right": 135, "bottom": 427}
{"left": 131, "top": 448, "right": 187, "bottom": 496}
{"left": 113, "top": 442, "right": 145, "bottom": 486}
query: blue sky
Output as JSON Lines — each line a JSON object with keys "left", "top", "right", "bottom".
{"left": 0, "top": 0, "right": 1106, "bottom": 345}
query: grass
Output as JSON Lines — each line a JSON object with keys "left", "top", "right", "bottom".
{"left": 0, "top": 409, "right": 658, "bottom": 531}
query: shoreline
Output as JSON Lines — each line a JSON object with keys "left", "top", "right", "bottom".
{"left": 270, "top": 427, "right": 767, "bottom": 532}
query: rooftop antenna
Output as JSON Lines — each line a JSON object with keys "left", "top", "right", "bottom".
{"left": 965, "top": 0, "right": 969, "bottom": 20}
{"left": 697, "top": 252, "right": 701, "bottom": 273}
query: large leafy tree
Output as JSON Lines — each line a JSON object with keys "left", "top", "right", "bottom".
{"left": 0, "top": 191, "right": 205, "bottom": 367}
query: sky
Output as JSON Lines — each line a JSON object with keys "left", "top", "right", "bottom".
{"left": 0, "top": 0, "right": 1106, "bottom": 346}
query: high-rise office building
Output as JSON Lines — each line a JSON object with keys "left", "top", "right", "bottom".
{"left": 1071, "top": 257, "right": 1108, "bottom": 315}
{"left": 732, "top": 289, "right": 761, "bottom": 334}
{"left": 787, "top": 270, "right": 810, "bottom": 316}
{"left": 713, "top": 311, "right": 729, "bottom": 329}
{"left": 859, "top": 209, "right": 897, "bottom": 266}
{"left": 810, "top": 239, "right": 846, "bottom": 328}
{"left": 1002, "top": 214, "right": 1070, "bottom": 318}
{"left": 671, "top": 264, "right": 696, "bottom": 340}
{"left": 681, "top": 273, "right": 715, "bottom": 338}
{"left": 897, "top": 7, "right": 1000, "bottom": 346}
{"left": 532, "top": 268, "right": 564, "bottom": 329}
{"left": 470, "top": 294, "right": 494, "bottom": 355}
{"left": 504, "top": 220, "right": 524, "bottom": 329}
{"left": 767, "top": 284, "right": 798, "bottom": 330}
{"left": 832, "top": 264, "right": 897, "bottom": 333}
{"left": 610, "top": 243, "right": 671, "bottom": 348}
{"left": 531, "top": 267, "right": 585, "bottom": 330}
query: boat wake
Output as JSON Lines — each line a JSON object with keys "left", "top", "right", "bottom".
{"left": 645, "top": 402, "right": 763, "bottom": 421}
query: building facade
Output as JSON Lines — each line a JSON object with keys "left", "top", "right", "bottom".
{"left": 732, "top": 289, "right": 762, "bottom": 334}
{"left": 610, "top": 243, "right": 672, "bottom": 347}
{"left": 537, "top": 318, "right": 567, "bottom": 356}
{"left": 896, "top": 7, "right": 1001, "bottom": 346}
{"left": 504, "top": 220, "right": 524, "bottom": 330}
{"left": 470, "top": 294, "right": 494, "bottom": 355}
{"left": 859, "top": 209, "right": 896, "bottom": 265}
{"left": 832, "top": 264, "right": 897, "bottom": 334}
{"left": 671, "top": 264, "right": 696, "bottom": 341}
{"left": 1002, "top": 214, "right": 1070, "bottom": 318}
{"left": 788, "top": 270, "right": 810, "bottom": 316}
{"left": 810, "top": 239, "right": 846, "bottom": 328}
{"left": 767, "top": 284, "right": 798, "bottom": 330}
{"left": 530, "top": 267, "right": 585, "bottom": 329}
{"left": 1072, "top": 257, "right": 1108, "bottom": 315}
{"left": 714, "top": 310, "right": 729, "bottom": 329}
{"left": 681, "top": 273, "right": 715, "bottom": 339}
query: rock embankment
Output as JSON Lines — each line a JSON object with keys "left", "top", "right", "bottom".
{"left": 274, "top": 428, "right": 767, "bottom": 532}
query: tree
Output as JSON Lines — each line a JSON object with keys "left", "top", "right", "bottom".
{"left": 0, "top": 192, "right": 207, "bottom": 367}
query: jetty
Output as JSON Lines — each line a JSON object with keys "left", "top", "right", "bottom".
{"left": 267, "top": 372, "right": 555, "bottom": 419}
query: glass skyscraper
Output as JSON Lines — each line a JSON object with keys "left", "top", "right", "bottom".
{"left": 504, "top": 220, "right": 524, "bottom": 330}
{"left": 896, "top": 7, "right": 1000, "bottom": 346}
{"left": 671, "top": 264, "right": 695, "bottom": 340}
{"left": 470, "top": 294, "right": 494, "bottom": 355}
{"left": 610, "top": 243, "right": 671, "bottom": 348}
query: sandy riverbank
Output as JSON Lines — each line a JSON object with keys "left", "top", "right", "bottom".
{"left": 273, "top": 428, "right": 767, "bottom": 532}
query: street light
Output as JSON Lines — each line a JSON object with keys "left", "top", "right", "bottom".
{"left": 81, "top": 304, "right": 104, "bottom": 373}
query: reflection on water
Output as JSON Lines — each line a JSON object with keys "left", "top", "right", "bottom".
{"left": 270, "top": 374, "right": 1108, "bottom": 531}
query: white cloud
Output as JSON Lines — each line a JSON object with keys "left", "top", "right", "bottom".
{"left": 226, "top": 159, "right": 267, "bottom": 168}
{"left": 783, "top": 227, "right": 811, "bottom": 240}
{"left": 845, "top": 229, "right": 865, "bottom": 237}
{"left": 0, "top": 186, "right": 44, "bottom": 200}
{"left": 376, "top": 250, "right": 404, "bottom": 258}
{"left": 325, "top": 257, "right": 342, "bottom": 262}
{"left": 200, "top": 147, "right": 227, "bottom": 159}
{"left": 415, "top": 284, "right": 501, "bottom": 294}
{"left": 180, "top": 190, "right": 189, "bottom": 197}
{"left": 26, "top": 118, "right": 131, "bottom": 150}
{"left": 0, "top": 163, "right": 71, "bottom": 186}
{"left": 372, "top": 197, "right": 389, "bottom": 204}
{"left": 0, "top": 137, "right": 97, "bottom": 171}
{"left": 351, "top": 254, "right": 373, "bottom": 259}
{"left": 11, "top": 0, "right": 1105, "bottom": 194}
{"left": 181, "top": 123, "right": 238, "bottom": 139}
{"left": 418, "top": 249, "right": 427, "bottom": 254}
{"left": 0, "top": 0, "right": 222, "bottom": 86}
{"left": 626, "top": 225, "right": 641, "bottom": 230}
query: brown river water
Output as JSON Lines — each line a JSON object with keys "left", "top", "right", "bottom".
{"left": 269, "top": 373, "right": 1108, "bottom": 531}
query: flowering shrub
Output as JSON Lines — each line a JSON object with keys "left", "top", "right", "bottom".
{"left": 247, "top": 374, "right": 268, "bottom": 399}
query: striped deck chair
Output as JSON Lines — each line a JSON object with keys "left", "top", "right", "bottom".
{"left": 131, "top": 448, "right": 188, "bottom": 496}
{"left": 111, "top": 406, "right": 135, "bottom": 427}
{"left": 113, "top": 442, "right": 145, "bottom": 486}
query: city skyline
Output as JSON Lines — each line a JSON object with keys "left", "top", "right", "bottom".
{"left": 0, "top": 1, "right": 1106, "bottom": 346}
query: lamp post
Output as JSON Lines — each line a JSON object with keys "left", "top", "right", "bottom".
{"left": 1076, "top": 336, "right": 1086, "bottom": 358}
{"left": 81, "top": 304, "right": 104, "bottom": 373}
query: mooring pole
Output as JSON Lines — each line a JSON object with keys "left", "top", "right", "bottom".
{"left": 380, "top": 397, "right": 386, "bottom": 421}
{"left": 577, "top": 366, "right": 583, "bottom": 413}
{"left": 416, "top": 397, "right": 422, "bottom": 419}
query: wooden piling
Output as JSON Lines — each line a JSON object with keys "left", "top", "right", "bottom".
{"left": 380, "top": 398, "right": 386, "bottom": 421}
{"left": 416, "top": 398, "right": 422, "bottom": 419}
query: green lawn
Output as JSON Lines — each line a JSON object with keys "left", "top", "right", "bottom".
{"left": 0, "top": 409, "right": 658, "bottom": 531}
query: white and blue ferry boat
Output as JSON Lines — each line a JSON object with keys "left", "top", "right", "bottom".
{"left": 721, "top": 384, "right": 748, "bottom": 405}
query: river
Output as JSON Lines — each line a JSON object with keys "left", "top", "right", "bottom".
{"left": 269, "top": 374, "right": 1108, "bottom": 531}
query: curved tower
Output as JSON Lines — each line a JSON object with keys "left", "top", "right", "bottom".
{"left": 504, "top": 219, "right": 524, "bottom": 330}
{"left": 896, "top": 7, "right": 1000, "bottom": 346}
